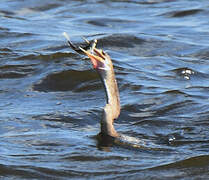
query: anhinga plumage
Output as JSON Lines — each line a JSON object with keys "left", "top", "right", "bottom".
{"left": 80, "top": 47, "right": 121, "bottom": 138}
{"left": 64, "top": 33, "right": 120, "bottom": 138}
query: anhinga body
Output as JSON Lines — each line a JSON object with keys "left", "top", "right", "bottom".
{"left": 81, "top": 47, "right": 121, "bottom": 138}
{"left": 64, "top": 33, "right": 120, "bottom": 138}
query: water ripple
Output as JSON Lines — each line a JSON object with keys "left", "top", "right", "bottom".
{"left": 1, "top": 0, "right": 209, "bottom": 179}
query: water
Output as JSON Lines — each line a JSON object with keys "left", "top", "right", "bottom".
{"left": 1, "top": 0, "right": 209, "bottom": 179}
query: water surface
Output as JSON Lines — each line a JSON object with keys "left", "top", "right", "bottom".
{"left": 1, "top": 0, "right": 209, "bottom": 179}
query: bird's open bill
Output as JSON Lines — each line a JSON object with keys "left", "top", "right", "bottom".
{"left": 79, "top": 47, "right": 106, "bottom": 69}
{"left": 63, "top": 32, "right": 106, "bottom": 69}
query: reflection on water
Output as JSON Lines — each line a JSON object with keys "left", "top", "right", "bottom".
{"left": 1, "top": 0, "right": 209, "bottom": 179}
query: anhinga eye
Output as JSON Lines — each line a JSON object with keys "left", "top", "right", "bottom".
{"left": 102, "top": 50, "right": 105, "bottom": 56}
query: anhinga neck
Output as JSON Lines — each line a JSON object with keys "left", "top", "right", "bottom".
{"left": 99, "top": 67, "right": 120, "bottom": 138}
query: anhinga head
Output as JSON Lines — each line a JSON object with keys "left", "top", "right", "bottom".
{"left": 80, "top": 47, "right": 114, "bottom": 83}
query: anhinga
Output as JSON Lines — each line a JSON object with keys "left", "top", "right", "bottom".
{"left": 63, "top": 33, "right": 120, "bottom": 138}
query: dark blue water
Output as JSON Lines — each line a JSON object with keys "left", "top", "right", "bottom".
{"left": 1, "top": 0, "right": 209, "bottom": 179}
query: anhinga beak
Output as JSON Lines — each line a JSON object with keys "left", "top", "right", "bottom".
{"left": 63, "top": 32, "right": 107, "bottom": 69}
{"left": 80, "top": 47, "right": 106, "bottom": 69}
{"left": 63, "top": 32, "right": 92, "bottom": 54}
